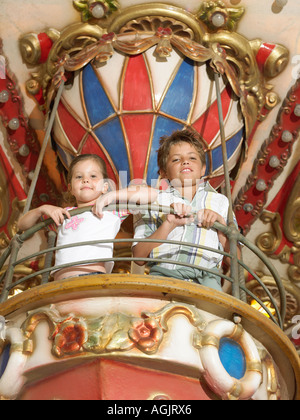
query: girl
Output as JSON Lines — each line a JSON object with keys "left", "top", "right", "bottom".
{"left": 18, "top": 154, "right": 157, "bottom": 281}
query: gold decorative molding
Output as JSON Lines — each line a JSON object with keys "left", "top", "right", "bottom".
{"left": 22, "top": 301, "right": 206, "bottom": 358}
{"left": 257, "top": 194, "right": 300, "bottom": 284}
{"left": 19, "top": 1, "right": 288, "bottom": 141}
{"left": 19, "top": 29, "right": 60, "bottom": 66}
{"left": 247, "top": 276, "right": 300, "bottom": 328}
{"left": 107, "top": 3, "right": 207, "bottom": 41}
{"left": 197, "top": 0, "right": 245, "bottom": 32}
{"left": 256, "top": 211, "right": 282, "bottom": 255}
{"left": 283, "top": 175, "right": 300, "bottom": 245}
{"left": 0, "top": 160, "right": 9, "bottom": 229}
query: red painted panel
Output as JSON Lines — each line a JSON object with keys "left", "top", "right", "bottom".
{"left": 192, "top": 85, "right": 232, "bottom": 146}
{"left": 20, "top": 358, "right": 212, "bottom": 400}
{"left": 21, "top": 360, "right": 101, "bottom": 400}
{"left": 122, "top": 55, "right": 153, "bottom": 111}
{"left": 57, "top": 102, "right": 86, "bottom": 150}
{"left": 98, "top": 359, "right": 210, "bottom": 400}
{"left": 122, "top": 114, "right": 154, "bottom": 180}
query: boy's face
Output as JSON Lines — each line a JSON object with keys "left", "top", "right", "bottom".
{"left": 160, "top": 142, "right": 206, "bottom": 188}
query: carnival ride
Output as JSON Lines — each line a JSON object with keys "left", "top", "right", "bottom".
{"left": 0, "top": 0, "right": 299, "bottom": 400}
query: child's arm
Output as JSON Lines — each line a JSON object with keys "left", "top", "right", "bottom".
{"left": 18, "top": 205, "right": 71, "bottom": 231}
{"left": 93, "top": 186, "right": 158, "bottom": 218}
{"left": 132, "top": 203, "right": 193, "bottom": 266}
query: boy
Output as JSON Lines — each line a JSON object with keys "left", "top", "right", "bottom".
{"left": 133, "top": 129, "right": 233, "bottom": 292}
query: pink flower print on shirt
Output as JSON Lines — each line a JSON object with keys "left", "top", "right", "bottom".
{"left": 65, "top": 216, "right": 85, "bottom": 231}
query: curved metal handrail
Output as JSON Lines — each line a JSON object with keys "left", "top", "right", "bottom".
{"left": 0, "top": 204, "right": 286, "bottom": 328}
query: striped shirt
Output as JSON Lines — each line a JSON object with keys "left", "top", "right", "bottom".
{"left": 134, "top": 182, "right": 233, "bottom": 271}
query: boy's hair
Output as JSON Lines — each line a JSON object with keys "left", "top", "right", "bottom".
{"left": 157, "top": 129, "right": 206, "bottom": 174}
{"left": 67, "top": 154, "right": 109, "bottom": 184}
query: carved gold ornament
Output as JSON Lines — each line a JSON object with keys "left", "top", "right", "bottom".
{"left": 22, "top": 302, "right": 206, "bottom": 357}
{"left": 19, "top": 1, "right": 288, "bottom": 143}
{"left": 257, "top": 176, "right": 300, "bottom": 284}
{"left": 247, "top": 275, "right": 299, "bottom": 328}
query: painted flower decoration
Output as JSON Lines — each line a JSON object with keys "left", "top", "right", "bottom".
{"left": 128, "top": 317, "right": 163, "bottom": 354}
{"left": 51, "top": 316, "right": 88, "bottom": 357}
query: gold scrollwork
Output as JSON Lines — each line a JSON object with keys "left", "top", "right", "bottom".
{"left": 20, "top": 1, "right": 288, "bottom": 138}
{"left": 0, "top": 160, "right": 9, "bottom": 229}
{"left": 22, "top": 302, "right": 206, "bottom": 358}
{"left": 247, "top": 276, "right": 300, "bottom": 327}
{"left": 19, "top": 29, "right": 60, "bottom": 66}
{"left": 283, "top": 176, "right": 300, "bottom": 245}
{"left": 256, "top": 211, "right": 282, "bottom": 255}
{"left": 257, "top": 180, "right": 300, "bottom": 284}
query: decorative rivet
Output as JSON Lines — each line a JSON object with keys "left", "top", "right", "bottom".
{"left": 243, "top": 203, "right": 254, "bottom": 213}
{"left": 8, "top": 118, "right": 20, "bottom": 130}
{"left": 18, "top": 144, "right": 29, "bottom": 157}
{"left": 28, "top": 171, "right": 35, "bottom": 180}
{"left": 211, "top": 12, "right": 226, "bottom": 27}
{"left": 256, "top": 179, "right": 267, "bottom": 191}
{"left": 91, "top": 4, "right": 105, "bottom": 18}
{"left": 269, "top": 156, "right": 280, "bottom": 168}
{"left": 0, "top": 90, "right": 9, "bottom": 103}
{"left": 294, "top": 104, "right": 300, "bottom": 117}
{"left": 281, "top": 130, "right": 293, "bottom": 142}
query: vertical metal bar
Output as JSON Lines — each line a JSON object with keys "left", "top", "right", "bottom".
{"left": 23, "top": 80, "right": 65, "bottom": 214}
{"left": 41, "top": 231, "right": 57, "bottom": 284}
{"left": 238, "top": 251, "right": 247, "bottom": 303}
{"left": 214, "top": 72, "right": 240, "bottom": 301}
{"left": 0, "top": 236, "right": 23, "bottom": 302}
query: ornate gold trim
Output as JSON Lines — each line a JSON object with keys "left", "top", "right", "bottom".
{"left": 20, "top": 2, "right": 288, "bottom": 140}
{"left": 283, "top": 175, "right": 300, "bottom": 244}
{"left": 0, "top": 275, "right": 299, "bottom": 398}
{"left": 108, "top": 3, "right": 206, "bottom": 42}
{"left": 22, "top": 301, "right": 205, "bottom": 357}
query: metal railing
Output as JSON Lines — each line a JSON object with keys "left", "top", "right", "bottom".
{"left": 0, "top": 204, "right": 286, "bottom": 329}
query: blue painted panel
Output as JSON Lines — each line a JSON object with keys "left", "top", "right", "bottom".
{"left": 0, "top": 344, "right": 10, "bottom": 378}
{"left": 211, "top": 129, "right": 244, "bottom": 172}
{"left": 219, "top": 337, "right": 246, "bottom": 380}
{"left": 160, "top": 58, "right": 195, "bottom": 121}
{"left": 82, "top": 64, "right": 115, "bottom": 126}
{"left": 94, "top": 118, "right": 130, "bottom": 186}
{"left": 146, "top": 116, "right": 184, "bottom": 185}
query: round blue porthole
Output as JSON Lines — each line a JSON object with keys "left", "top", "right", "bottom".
{"left": 218, "top": 337, "right": 246, "bottom": 380}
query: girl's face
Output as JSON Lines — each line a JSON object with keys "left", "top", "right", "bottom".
{"left": 68, "top": 159, "right": 108, "bottom": 207}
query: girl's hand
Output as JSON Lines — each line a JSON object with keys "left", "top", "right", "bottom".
{"left": 92, "top": 192, "right": 114, "bottom": 219}
{"left": 41, "top": 205, "right": 71, "bottom": 226}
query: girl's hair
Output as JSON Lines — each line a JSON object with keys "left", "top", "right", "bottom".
{"left": 67, "top": 154, "right": 109, "bottom": 184}
{"left": 157, "top": 129, "right": 206, "bottom": 174}
{"left": 64, "top": 154, "right": 110, "bottom": 206}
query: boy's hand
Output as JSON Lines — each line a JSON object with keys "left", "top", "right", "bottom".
{"left": 166, "top": 203, "right": 194, "bottom": 227}
{"left": 196, "top": 209, "right": 225, "bottom": 229}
